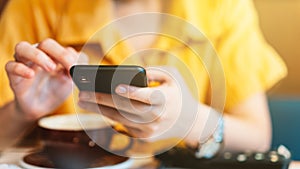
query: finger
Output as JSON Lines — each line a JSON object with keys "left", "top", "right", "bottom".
{"left": 5, "top": 61, "right": 35, "bottom": 79}
{"left": 77, "top": 52, "right": 89, "bottom": 64}
{"left": 146, "top": 68, "right": 173, "bottom": 83}
{"left": 78, "top": 102, "right": 143, "bottom": 138}
{"left": 66, "top": 47, "right": 78, "bottom": 55}
{"left": 78, "top": 101, "right": 161, "bottom": 139}
{"left": 38, "top": 38, "right": 78, "bottom": 70}
{"left": 116, "top": 125, "right": 158, "bottom": 139}
{"left": 78, "top": 101, "right": 139, "bottom": 128}
{"left": 78, "top": 91, "right": 109, "bottom": 105}
{"left": 79, "top": 92, "right": 154, "bottom": 115}
{"left": 115, "top": 84, "right": 165, "bottom": 105}
{"left": 122, "top": 123, "right": 160, "bottom": 139}
{"left": 123, "top": 126, "right": 143, "bottom": 138}
{"left": 14, "top": 41, "right": 56, "bottom": 71}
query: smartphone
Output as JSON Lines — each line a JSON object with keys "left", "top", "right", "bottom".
{"left": 70, "top": 65, "right": 147, "bottom": 93}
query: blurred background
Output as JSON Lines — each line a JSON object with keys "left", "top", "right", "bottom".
{"left": 253, "top": 0, "right": 300, "bottom": 160}
{"left": 1, "top": 0, "right": 300, "bottom": 159}
{"left": 254, "top": 0, "right": 300, "bottom": 96}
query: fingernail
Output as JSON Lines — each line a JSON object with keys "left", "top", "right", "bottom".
{"left": 116, "top": 86, "right": 127, "bottom": 94}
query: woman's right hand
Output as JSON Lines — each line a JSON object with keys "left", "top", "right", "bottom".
{"left": 5, "top": 39, "right": 78, "bottom": 121}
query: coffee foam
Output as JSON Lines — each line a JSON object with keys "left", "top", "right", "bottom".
{"left": 38, "top": 114, "right": 111, "bottom": 131}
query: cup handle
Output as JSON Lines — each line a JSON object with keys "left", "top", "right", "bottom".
{"left": 110, "top": 130, "right": 134, "bottom": 154}
{"left": 117, "top": 137, "right": 134, "bottom": 154}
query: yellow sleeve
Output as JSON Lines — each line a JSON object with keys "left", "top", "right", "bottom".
{"left": 0, "top": 0, "right": 109, "bottom": 113}
{"left": 0, "top": 0, "right": 36, "bottom": 106}
{"left": 0, "top": 0, "right": 60, "bottom": 106}
{"left": 214, "top": 0, "right": 287, "bottom": 110}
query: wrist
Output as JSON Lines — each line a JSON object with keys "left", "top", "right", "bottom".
{"left": 10, "top": 100, "right": 36, "bottom": 124}
{"left": 184, "top": 104, "right": 212, "bottom": 147}
{"left": 0, "top": 101, "right": 36, "bottom": 149}
{"left": 184, "top": 104, "right": 224, "bottom": 159}
{"left": 195, "top": 116, "right": 224, "bottom": 159}
{"left": 13, "top": 98, "right": 45, "bottom": 122}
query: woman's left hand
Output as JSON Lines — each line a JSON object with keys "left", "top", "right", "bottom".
{"left": 78, "top": 68, "right": 199, "bottom": 142}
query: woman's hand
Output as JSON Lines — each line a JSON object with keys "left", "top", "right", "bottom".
{"left": 78, "top": 67, "right": 199, "bottom": 142}
{"left": 5, "top": 39, "right": 78, "bottom": 121}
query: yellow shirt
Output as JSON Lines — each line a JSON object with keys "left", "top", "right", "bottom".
{"left": 0, "top": 0, "right": 287, "bottom": 114}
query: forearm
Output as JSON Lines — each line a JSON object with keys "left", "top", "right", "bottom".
{"left": 185, "top": 100, "right": 271, "bottom": 152}
{"left": 223, "top": 93, "right": 272, "bottom": 152}
{"left": 223, "top": 113, "right": 271, "bottom": 152}
{"left": 0, "top": 101, "right": 36, "bottom": 150}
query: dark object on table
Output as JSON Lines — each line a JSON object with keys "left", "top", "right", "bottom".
{"left": 156, "top": 145, "right": 291, "bottom": 169}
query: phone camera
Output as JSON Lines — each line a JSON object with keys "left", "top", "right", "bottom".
{"left": 80, "top": 76, "right": 91, "bottom": 83}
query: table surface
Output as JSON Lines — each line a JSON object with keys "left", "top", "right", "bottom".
{"left": 1, "top": 146, "right": 300, "bottom": 169}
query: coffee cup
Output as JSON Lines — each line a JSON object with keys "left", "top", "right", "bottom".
{"left": 37, "top": 113, "right": 133, "bottom": 168}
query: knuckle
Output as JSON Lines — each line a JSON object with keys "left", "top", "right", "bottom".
{"left": 39, "top": 38, "right": 54, "bottom": 49}
{"left": 9, "top": 63, "right": 20, "bottom": 74}
{"left": 35, "top": 51, "right": 45, "bottom": 59}
{"left": 13, "top": 64, "right": 22, "bottom": 73}
{"left": 57, "top": 49, "right": 75, "bottom": 65}
{"left": 15, "top": 41, "right": 28, "bottom": 52}
{"left": 66, "top": 46, "right": 73, "bottom": 50}
{"left": 66, "top": 47, "right": 78, "bottom": 57}
{"left": 43, "top": 38, "right": 55, "bottom": 44}
{"left": 38, "top": 41, "right": 47, "bottom": 49}
{"left": 59, "top": 49, "right": 71, "bottom": 58}
{"left": 66, "top": 47, "right": 77, "bottom": 53}
{"left": 5, "top": 61, "right": 13, "bottom": 71}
